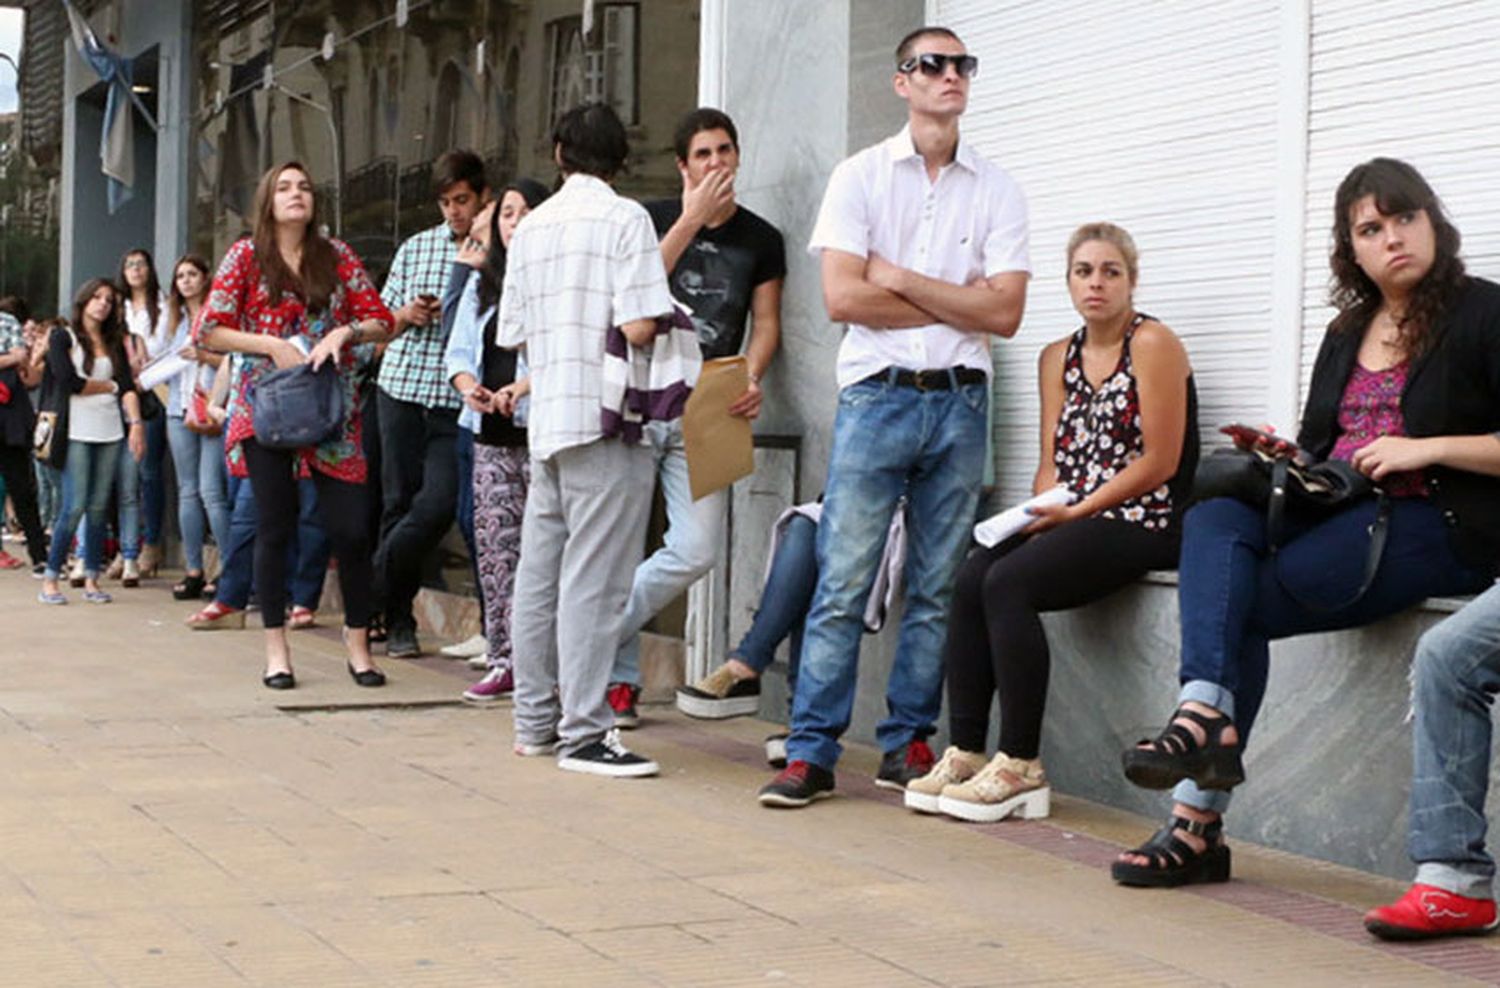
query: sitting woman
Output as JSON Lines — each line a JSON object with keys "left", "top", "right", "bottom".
{"left": 904, "top": 222, "right": 1197, "bottom": 821}
{"left": 1114, "top": 157, "right": 1500, "bottom": 888}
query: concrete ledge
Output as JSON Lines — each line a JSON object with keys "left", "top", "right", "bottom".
{"left": 1037, "top": 580, "right": 1485, "bottom": 881}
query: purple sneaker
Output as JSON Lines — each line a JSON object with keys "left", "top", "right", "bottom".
{"left": 463, "top": 667, "right": 514, "bottom": 704}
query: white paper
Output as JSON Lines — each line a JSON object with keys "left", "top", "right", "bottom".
{"left": 137, "top": 349, "right": 192, "bottom": 390}
{"left": 972, "top": 486, "right": 1078, "bottom": 548}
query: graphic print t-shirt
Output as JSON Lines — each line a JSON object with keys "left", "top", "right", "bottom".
{"left": 644, "top": 199, "right": 787, "bottom": 360}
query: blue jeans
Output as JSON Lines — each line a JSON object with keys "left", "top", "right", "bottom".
{"left": 1409, "top": 583, "right": 1500, "bottom": 898}
{"left": 455, "top": 427, "right": 483, "bottom": 624}
{"left": 112, "top": 436, "right": 142, "bottom": 561}
{"left": 165, "top": 417, "right": 231, "bottom": 573}
{"left": 786, "top": 375, "right": 987, "bottom": 770}
{"left": 34, "top": 459, "right": 61, "bottom": 530}
{"left": 730, "top": 512, "right": 819, "bottom": 701}
{"left": 46, "top": 439, "right": 121, "bottom": 579}
{"left": 215, "top": 475, "right": 329, "bottom": 610}
{"left": 1174, "top": 496, "right": 1491, "bottom": 813}
{"left": 139, "top": 413, "right": 167, "bottom": 546}
{"left": 610, "top": 420, "right": 727, "bottom": 686}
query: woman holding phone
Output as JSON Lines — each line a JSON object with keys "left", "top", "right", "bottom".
{"left": 443, "top": 178, "right": 547, "bottom": 702}
{"left": 1113, "top": 158, "right": 1500, "bottom": 888}
{"left": 196, "top": 160, "right": 396, "bottom": 690}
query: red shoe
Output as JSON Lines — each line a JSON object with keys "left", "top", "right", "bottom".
{"left": 607, "top": 682, "right": 641, "bottom": 729}
{"left": 0, "top": 550, "right": 24, "bottom": 570}
{"left": 1364, "top": 883, "right": 1499, "bottom": 941}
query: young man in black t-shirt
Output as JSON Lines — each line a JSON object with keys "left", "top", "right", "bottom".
{"left": 605, "top": 108, "right": 787, "bottom": 727}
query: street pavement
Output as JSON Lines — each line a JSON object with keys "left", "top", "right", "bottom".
{"left": 2, "top": 568, "right": 1498, "bottom": 986}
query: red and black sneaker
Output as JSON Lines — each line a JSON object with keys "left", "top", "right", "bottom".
{"left": 875, "top": 738, "right": 935, "bottom": 791}
{"left": 607, "top": 682, "right": 641, "bottom": 729}
{"left": 1364, "top": 884, "right": 1499, "bottom": 941}
{"left": 758, "top": 760, "right": 835, "bottom": 808}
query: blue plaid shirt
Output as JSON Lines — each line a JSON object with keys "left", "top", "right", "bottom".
{"left": 377, "top": 222, "right": 462, "bottom": 409}
{"left": 0, "top": 313, "right": 23, "bottom": 352}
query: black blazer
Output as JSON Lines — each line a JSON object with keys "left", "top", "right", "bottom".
{"left": 1298, "top": 276, "right": 1500, "bottom": 570}
{"left": 46, "top": 325, "right": 136, "bottom": 398}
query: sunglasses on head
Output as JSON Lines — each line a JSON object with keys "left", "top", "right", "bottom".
{"left": 899, "top": 52, "right": 979, "bottom": 79}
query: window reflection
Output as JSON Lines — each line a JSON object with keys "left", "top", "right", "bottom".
{"left": 190, "top": 0, "right": 696, "bottom": 284}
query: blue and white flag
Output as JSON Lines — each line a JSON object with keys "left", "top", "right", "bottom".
{"left": 62, "top": 0, "right": 135, "bottom": 213}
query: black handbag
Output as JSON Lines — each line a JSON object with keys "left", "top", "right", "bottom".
{"left": 32, "top": 329, "right": 71, "bottom": 469}
{"left": 251, "top": 361, "right": 346, "bottom": 450}
{"left": 1191, "top": 446, "right": 1390, "bottom": 610}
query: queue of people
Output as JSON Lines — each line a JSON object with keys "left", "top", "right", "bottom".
{"left": 2, "top": 20, "right": 1497, "bottom": 946}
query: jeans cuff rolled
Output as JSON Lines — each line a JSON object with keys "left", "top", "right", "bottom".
{"left": 1178, "top": 679, "right": 1236, "bottom": 721}
{"left": 1416, "top": 862, "right": 1495, "bottom": 899}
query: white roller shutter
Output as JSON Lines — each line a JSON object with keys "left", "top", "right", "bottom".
{"left": 932, "top": 0, "right": 1285, "bottom": 505}
{"left": 1300, "top": 0, "right": 1500, "bottom": 405}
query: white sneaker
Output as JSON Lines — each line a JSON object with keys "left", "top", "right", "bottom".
{"left": 440, "top": 633, "right": 488, "bottom": 659}
{"left": 467, "top": 653, "right": 490, "bottom": 670}
{"left": 513, "top": 736, "right": 561, "bottom": 757}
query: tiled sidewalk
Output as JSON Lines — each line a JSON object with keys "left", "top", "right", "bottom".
{"left": 2, "top": 572, "right": 1497, "bottom": 986}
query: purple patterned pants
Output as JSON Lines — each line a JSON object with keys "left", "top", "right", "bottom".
{"left": 473, "top": 443, "right": 530, "bottom": 671}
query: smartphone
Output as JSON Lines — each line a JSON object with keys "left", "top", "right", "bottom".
{"left": 1221, "top": 423, "right": 1304, "bottom": 460}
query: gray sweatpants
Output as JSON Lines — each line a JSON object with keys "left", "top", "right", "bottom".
{"left": 510, "top": 438, "right": 654, "bottom": 755}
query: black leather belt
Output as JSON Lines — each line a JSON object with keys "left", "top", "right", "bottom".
{"left": 865, "top": 367, "right": 988, "bottom": 390}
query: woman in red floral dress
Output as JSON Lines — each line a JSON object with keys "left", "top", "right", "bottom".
{"left": 197, "top": 161, "right": 396, "bottom": 690}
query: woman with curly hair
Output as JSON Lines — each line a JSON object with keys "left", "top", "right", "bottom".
{"left": 1113, "top": 158, "right": 1500, "bottom": 888}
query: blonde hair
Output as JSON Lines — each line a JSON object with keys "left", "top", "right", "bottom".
{"left": 1066, "top": 222, "right": 1139, "bottom": 284}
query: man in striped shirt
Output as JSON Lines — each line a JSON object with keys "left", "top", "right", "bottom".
{"left": 375, "top": 150, "right": 488, "bottom": 658}
{"left": 498, "top": 103, "right": 674, "bottom": 777}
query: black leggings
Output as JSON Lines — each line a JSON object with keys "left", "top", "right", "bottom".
{"left": 243, "top": 438, "right": 374, "bottom": 630}
{"left": 944, "top": 516, "right": 1180, "bottom": 758}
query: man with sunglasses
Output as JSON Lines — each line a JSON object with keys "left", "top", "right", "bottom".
{"left": 759, "top": 26, "right": 1030, "bottom": 807}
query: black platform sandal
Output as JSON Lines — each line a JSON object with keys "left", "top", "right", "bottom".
{"left": 173, "top": 572, "right": 206, "bottom": 601}
{"left": 1111, "top": 815, "right": 1231, "bottom": 888}
{"left": 1122, "top": 705, "right": 1245, "bottom": 791}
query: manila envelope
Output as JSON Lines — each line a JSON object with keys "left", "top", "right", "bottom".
{"left": 682, "top": 355, "right": 754, "bottom": 501}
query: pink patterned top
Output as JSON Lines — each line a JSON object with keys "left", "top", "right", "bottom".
{"left": 1329, "top": 361, "right": 1428, "bottom": 498}
{"left": 197, "top": 238, "right": 392, "bottom": 482}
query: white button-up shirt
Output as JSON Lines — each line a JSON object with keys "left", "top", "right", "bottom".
{"left": 496, "top": 173, "right": 673, "bottom": 460}
{"left": 808, "top": 126, "right": 1031, "bottom": 389}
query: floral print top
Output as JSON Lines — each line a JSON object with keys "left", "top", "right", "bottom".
{"left": 197, "top": 237, "right": 393, "bottom": 482}
{"left": 1329, "top": 361, "right": 1427, "bottom": 498}
{"left": 1053, "top": 314, "right": 1175, "bottom": 532}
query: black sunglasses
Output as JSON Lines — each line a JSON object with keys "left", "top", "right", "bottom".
{"left": 898, "top": 53, "right": 979, "bottom": 79}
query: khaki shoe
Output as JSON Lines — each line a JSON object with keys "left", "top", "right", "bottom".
{"left": 104, "top": 555, "right": 123, "bottom": 581}
{"left": 937, "top": 751, "right": 1049, "bottom": 823}
{"left": 138, "top": 542, "right": 161, "bottom": 578}
{"left": 904, "top": 746, "right": 987, "bottom": 813}
{"left": 675, "top": 662, "right": 760, "bottom": 719}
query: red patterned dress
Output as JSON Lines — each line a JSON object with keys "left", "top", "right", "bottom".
{"left": 197, "top": 238, "right": 392, "bottom": 482}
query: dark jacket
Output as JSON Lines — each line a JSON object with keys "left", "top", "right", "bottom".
{"left": 1298, "top": 276, "right": 1500, "bottom": 570}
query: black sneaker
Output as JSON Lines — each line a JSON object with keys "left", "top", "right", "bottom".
{"left": 764, "top": 732, "right": 789, "bottom": 768}
{"left": 675, "top": 663, "right": 761, "bottom": 719}
{"left": 386, "top": 623, "right": 421, "bottom": 659}
{"left": 874, "top": 739, "right": 935, "bottom": 791}
{"left": 557, "top": 728, "right": 659, "bottom": 777}
{"left": 758, "top": 760, "right": 835, "bottom": 807}
{"left": 607, "top": 682, "right": 641, "bottom": 729}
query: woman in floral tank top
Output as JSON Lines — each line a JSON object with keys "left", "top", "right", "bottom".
{"left": 906, "top": 223, "right": 1198, "bottom": 825}
{"left": 196, "top": 161, "right": 396, "bottom": 692}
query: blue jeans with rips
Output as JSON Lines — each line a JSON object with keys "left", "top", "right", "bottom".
{"left": 1408, "top": 582, "right": 1500, "bottom": 899}
{"left": 785, "top": 374, "right": 987, "bottom": 771}
{"left": 1172, "top": 495, "right": 1491, "bottom": 814}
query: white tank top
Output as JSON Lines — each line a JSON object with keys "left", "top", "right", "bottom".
{"left": 68, "top": 345, "right": 124, "bottom": 443}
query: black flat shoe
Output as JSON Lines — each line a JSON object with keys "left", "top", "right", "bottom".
{"left": 173, "top": 573, "right": 206, "bottom": 600}
{"left": 262, "top": 670, "right": 296, "bottom": 690}
{"left": 347, "top": 662, "right": 386, "bottom": 688}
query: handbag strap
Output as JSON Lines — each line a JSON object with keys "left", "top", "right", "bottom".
{"left": 1271, "top": 493, "right": 1391, "bottom": 613}
{"left": 1266, "top": 457, "right": 1290, "bottom": 548}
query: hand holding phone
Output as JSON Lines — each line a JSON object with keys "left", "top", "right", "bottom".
{"left": 1221, "top": 423, "right": 1302, "bottom": 460}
